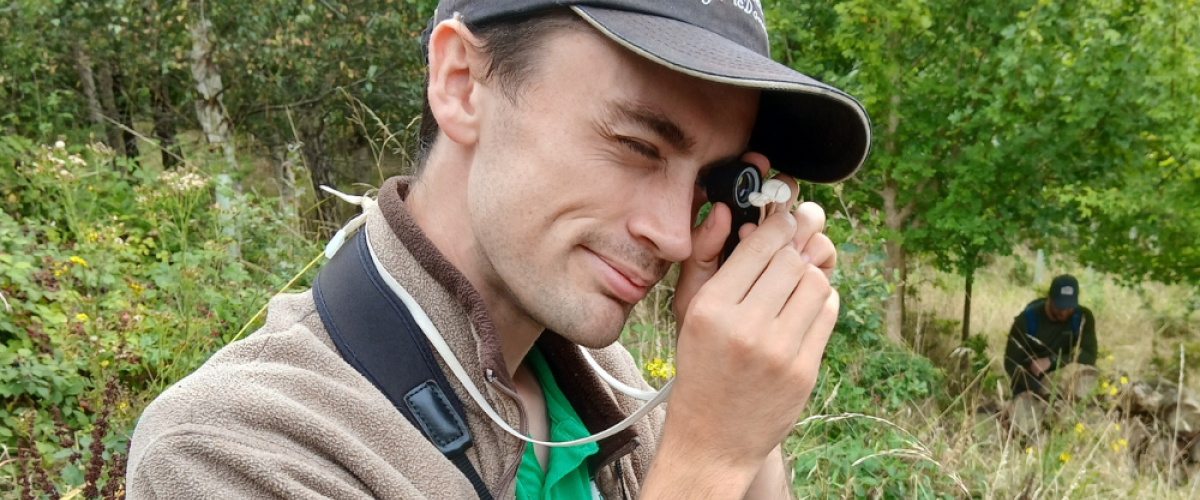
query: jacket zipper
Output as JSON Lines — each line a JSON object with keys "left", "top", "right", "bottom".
{"left": 614, "top": 460, "right": 631, "bottom": 500}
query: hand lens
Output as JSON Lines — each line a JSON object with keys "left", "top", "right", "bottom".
{"left": 703, "top": 162, "right": 762, "bottom": 264}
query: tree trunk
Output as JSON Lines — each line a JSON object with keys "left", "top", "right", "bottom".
{"left": 71, "top": 41, "right": 107, "bottom": 138}
{"left": 188, "top": 13, "right": 238, "bottom": 170}
{"left": 301, "top": 117, "right": 337, "bottom": 235}
{"left": 962, "top": 267, "right": 974, "bottom": 341}
{"left": 881, "top": 178, "right": 909, "bottom": 344}
{"left": 270, "top": 132, "right": 296, "bottom": 217}
{"left": 881, "top": 91, "right": 910, "bottom": 345}
{"left": 95, "top": 59, "right": 128, "bottom": 159}
{"left": 883, "top": 222, "right": 907, "bottom": 344}
{"left": 152, "top": 83, "right": 180, "bottom": 169}
{"left": 112, "top": 65, "right": 140, "bottom": 162}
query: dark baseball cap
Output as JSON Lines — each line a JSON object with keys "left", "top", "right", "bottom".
{"left": 422, "top": 1, "right": 872, "bottom": 184}
{"left": 1049, "top": 274, "right": 1080, "bottom": 310}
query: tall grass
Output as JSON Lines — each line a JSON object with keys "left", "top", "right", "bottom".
{"left": 621, "top": 241, "right": 1200, "bottom": 498}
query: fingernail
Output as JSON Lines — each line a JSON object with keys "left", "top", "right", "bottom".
{"left": 704, "top": 214, "right": 715, "bottom": 229}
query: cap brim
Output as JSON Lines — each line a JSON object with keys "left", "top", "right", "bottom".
{"left": 571, "top": 6, "right": 872, "bottom": 184}
{"left": 1051, "top": 295, "right": 1078, "bottom": 311}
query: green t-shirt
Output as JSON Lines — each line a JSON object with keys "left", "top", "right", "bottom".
{"left": 515, "top": 347, "right": 600, "bottom": 500}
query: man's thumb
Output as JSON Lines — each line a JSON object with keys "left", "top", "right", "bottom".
{"left": 692, "top": 202, "right": 732, "bottom": 267}
{"left": 673, "top": 203, "right": 732, "bottom": 321}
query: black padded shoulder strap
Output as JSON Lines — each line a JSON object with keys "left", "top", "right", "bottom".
{"left": 313, "top": 231, "right": 493, "bottom": 500}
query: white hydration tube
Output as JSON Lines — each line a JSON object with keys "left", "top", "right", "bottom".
{"left": 319, "top": 185, "right": 673, "bottom": 447}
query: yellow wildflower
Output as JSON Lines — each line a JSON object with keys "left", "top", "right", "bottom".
{"left": 1025, "top": 447, "right": 1033, "bottom": 455}
{"left": 54, "top": 268, "right": 65, "bottom": 277}
{"left": 1075, "top": 423, "right": 1085, "bottom": 434}
{"left": 1106, "top": 354, "right": 1114, "bottom": 361}
{"left": 1118, "top": 439, "right": 1128, "bottom": 449}
{"left": 1120, "top": 376, "right": 1129, "bottom": 385}
{"left": 1110, "top": 386, "right": 1118, "bottom": 396}
{"left": 1111, "top": 442, "right": 1120, "bottom": 452}
{"left": 86, "top": 232, "right": 98, "bottom": 242}
{"left": 75, "top": 313, "right": 88, "bottom": 322}
{"left": 118, "top": 402, "right": 127, "bottom": 410}
{"left": 643, "top": 358, "right": 676, "bottom": 379}
{"left": 100, "top": 360, "right": 110, "bottom": 367}
{"left": 1059, "top": 452, "right": 1071, "bottom": 463}
{"left": 1101, "top": 381, "right": 1109, "bottom": 389}
{"left": 69, "top": 256, "right": 87, "bottom": 267}
{"left": 128, "top": 282, "right": 144, "bottom": 294}
{"left": 1114, "top": 423, "right": 1121, "bottom": 431}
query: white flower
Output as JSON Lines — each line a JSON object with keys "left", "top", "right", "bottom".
{"left": 54, "top": 140, "right": 65, "bottom": 149}
{"left": 748, "top": 179, "right": 792, "bottom": 207}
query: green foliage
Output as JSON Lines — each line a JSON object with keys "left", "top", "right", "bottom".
{"left": 783, "top": 213, "right": 952, "bottom": 497}
{"left": 0, "top": 137, "right": 319, "bottom": 494}
{"left": 767, "top": 0, "right": 1200, "bottom": 338}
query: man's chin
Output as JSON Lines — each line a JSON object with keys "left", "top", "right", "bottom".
{"left": 556, "top": 328, "right": 624, "bottom": 350}
{"left": 550, "top": 297, "right": 630, "bottom": 349}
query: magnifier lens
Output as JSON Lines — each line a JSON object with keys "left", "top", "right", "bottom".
{"left": 735, "top": 170, "right": 755, "bottom": 204}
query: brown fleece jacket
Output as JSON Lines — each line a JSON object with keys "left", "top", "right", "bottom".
{"left": 126, "top": 177, "right": 665, "bottom": 499}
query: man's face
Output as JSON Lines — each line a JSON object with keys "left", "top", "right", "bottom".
{"left": 1046, "top": 300, "right": 1075, "bottom": 323}
{"left": 465, "top": 27, "right": 759, "bottom": 348}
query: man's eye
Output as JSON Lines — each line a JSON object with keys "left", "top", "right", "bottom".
{"left": 617, "top": 137, "right": 662, "bottom": 161}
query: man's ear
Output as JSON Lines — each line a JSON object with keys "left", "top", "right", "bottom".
{"left": 427, "top": 19, "right": 484, "bottom": 147}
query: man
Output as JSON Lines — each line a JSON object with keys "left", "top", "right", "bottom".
{"left": 1004, "top": 274, "right": 1099, "bottom": 400}
{"left": 126, "top": 2, "right": 872, "bottom": 498}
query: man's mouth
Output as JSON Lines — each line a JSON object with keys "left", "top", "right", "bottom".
{"left": 585, "top": 249, "right": 654, "bottom": 304}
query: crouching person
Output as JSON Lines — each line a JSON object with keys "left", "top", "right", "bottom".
{"left": 1004, "top": 275, "right": 1100, "bottom": 436}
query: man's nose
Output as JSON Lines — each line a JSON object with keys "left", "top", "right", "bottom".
{"left": 627, "top": 182, "right": 694, "bottom": 263}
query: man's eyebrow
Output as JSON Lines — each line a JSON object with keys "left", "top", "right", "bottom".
{"left": 602, "top": 100, "right": 697, "bottom": 155}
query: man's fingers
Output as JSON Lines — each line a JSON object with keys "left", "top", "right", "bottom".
{"left": 673, "top": 202, "right": 732, "bottom": 320}
{"left": 740, "top": 151, "right": 771, "bottom": 178}
{"left": 776, "top": 265, "right": 833, "bottom": 354}
{"left": 794, "top": 290, "right": 840, "bottom": 369}
{"left": 707, "top": 210, "right": 798, "bottom": 301}
{"left": 692, "top": 202, "right": 732, "bottom": 267}
{"left": 742, "top": 245, "right": 807, "bottom": 316}
{"left": 799, "top": 233, "right": 837, "bottom": 278}
{"left": 792, "top": 202, "right": 826, "bottom": 252}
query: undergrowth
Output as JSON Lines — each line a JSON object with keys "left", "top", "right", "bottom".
{"left": 0, "top": 136, "right": 319, "bottom": 498}
{"left": 5, "top": 133, "right": 1197, "bottom": 499}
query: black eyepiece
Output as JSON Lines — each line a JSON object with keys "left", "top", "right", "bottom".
{"left": 702, "top": 162, "right": 763, "bottom": 264}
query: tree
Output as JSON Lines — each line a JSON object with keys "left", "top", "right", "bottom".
{"left": 767, "top": 0, "right": 1200, "bottom": 344}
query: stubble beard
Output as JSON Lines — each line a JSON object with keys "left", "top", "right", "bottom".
{"left": 477, "top": 216, "right": 670, "bottom": 348}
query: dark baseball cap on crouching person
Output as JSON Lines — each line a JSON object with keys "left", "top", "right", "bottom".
{"left": 1049, "top": 275, "right": 1080, "bottom": 310}
{"left": 422, "top": 0, "right": 873, "bottom": 184}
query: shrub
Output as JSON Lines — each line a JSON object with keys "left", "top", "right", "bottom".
{"left": 1, "top": 138, "right": 319, "bottom": 497}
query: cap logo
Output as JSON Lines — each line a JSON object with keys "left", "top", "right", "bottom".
{"left": 701, "top": 0, "right": 767, "bottom": 33}
{"left": 1060, "top": 286, "right": 1074, "bottom": 296}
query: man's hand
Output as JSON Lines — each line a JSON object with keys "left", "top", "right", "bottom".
{"left": 672, "top": 152, "right": 836, "bottom": 320}
{"left": 1029, "top": 357, "right": 1052, "bottom": 377}
{"left": 643, "top": 153, "right": 837, "bottom": 498}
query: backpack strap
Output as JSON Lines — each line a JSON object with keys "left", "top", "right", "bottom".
{"left": 1024, "top": 300, "right": 1043, "bottom": 338}
{"left": 313, "top": 231, "right": 494, "bottom": 500}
